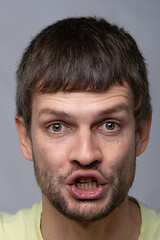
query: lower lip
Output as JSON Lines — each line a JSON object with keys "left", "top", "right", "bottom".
{"left": 66, "top": 184, "right": 107, "bottom": 200}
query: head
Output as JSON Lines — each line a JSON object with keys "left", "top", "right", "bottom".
{"left": 15, "top": 17, "right": 152, "bottom": 223}
{"left": 16, "top": 16, "right": 151, "bottom": 132}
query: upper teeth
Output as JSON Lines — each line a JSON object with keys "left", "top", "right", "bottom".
{"left": 76, "top": 177, "right": 97, "bottom": 183}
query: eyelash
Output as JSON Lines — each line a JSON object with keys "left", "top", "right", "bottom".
{"left": 99, "top": 121, "right": 120, "bottom": 132}
{"left": 48, "top": 122, "right": 68, "bottom": 133}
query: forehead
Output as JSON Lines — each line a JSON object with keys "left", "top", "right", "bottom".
{"left": 32, "top": 84, "right": 134, "bottom": 117}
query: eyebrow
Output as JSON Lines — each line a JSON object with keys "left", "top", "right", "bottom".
{"left": 38, "top": 103, "right": 130, "bottom": 120}
{"left": 97, "top": 103, "right": 130, "bottom": 118}
{"left": 38, "top": 108, "right": 73, "bottom": 120}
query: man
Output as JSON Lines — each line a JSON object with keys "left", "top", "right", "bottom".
{"left": 0, "top": 16, "right": 159, "bottom": 239}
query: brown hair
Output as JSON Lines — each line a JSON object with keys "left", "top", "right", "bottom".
{"left": 16, "top": 16, "right": 151, "bottom": 131}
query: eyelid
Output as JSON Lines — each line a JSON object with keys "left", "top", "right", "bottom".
{"left": 98, "top": 121, "right": 120, "bottom": 131}
{"left": 47, "top": 122, "right": 68, "bottom": 133}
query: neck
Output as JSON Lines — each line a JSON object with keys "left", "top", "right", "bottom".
{"left": 40, "top": 195, "right": 141, "bottom": 240}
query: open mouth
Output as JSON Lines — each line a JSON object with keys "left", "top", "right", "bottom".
{"left": 76, "top": 177, "right": 98, "bottom": 190}
{"left": 66, "top": 170, "right": 107, "bottom": 200}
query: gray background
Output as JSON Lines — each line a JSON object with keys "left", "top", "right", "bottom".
{"left": 0, "top": 0, "right": 160, "bottom": 214}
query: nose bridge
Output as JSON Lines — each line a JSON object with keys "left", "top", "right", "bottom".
{"left": 70, "top": 127, "right": 102, "bottom": 165}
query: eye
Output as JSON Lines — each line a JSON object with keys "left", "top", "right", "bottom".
{"left": 49, "top": 123, "right": 66, "bottom": 133}
{"left": 100, "top": 121, "right": 119, "bottom": 131}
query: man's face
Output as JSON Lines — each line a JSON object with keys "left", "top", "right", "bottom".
{"left": 30, "top": 84, "right": 137, "bottom": 222}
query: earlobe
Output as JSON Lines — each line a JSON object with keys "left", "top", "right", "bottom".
{"left": 15, "top": 115, "right": 33, "bottom": 162}
{"left": 136, "top": 112, "right": 152, "bottom": 157}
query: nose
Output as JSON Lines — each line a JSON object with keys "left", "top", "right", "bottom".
{"left": 69, "top": 128, "right": 102, "bottom": 166}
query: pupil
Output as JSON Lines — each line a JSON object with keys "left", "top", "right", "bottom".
{"left": 106, "top": 122, "right": 114, "bottom": 130}
{"left": 53, "top": 123, "right": 62, "bottom": 132}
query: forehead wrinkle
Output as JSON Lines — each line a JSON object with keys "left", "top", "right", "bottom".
{"left": 90, "top": 94, "right": 132, "bottom": 104}
{"left": 39, "top": 94, "right": 132, "bottom": 106}
{"left": 38, "top": 102, "right": 131, "bottom": 123}
{"left": 34, "top": 84, "right": 134, "bottom": 121}
{"left": 33, "top": 83, "right": 133, "bottom": 106}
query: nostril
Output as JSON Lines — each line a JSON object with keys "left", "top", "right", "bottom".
{"left": 71, "top": 160, "right": 101, "bottom": 170}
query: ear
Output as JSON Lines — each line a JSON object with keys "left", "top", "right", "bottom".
{"left": 15, "top": 115, "right": 33, "bottom": 162}
{"left": 136, "top": 112, "right": 152, "bottom": 157}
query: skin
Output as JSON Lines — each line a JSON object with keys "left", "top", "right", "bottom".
{"left": 15, "top": 83, "right": 152, "bottom": 240}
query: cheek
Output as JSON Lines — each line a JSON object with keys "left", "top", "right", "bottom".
{"left": 102, "top": 136, "right": 136, "bottom": 189}
{"left": 32, "top": 137, "right": 70, "bottom": 171}
{"left": 102, "top": 134, "right": 136, "bottom": 169}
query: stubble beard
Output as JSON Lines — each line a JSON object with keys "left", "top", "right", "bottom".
{"left": 33, "top": 154, "right": 136, "bottom": 223}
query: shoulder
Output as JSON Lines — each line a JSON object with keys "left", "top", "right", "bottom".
{"left": 138, "top": 200, "right": 160, "bottom": 239}
{"left": 0, "top": 202, "right": 42, "bottom": 240}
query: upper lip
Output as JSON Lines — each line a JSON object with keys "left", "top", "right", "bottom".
{"left": 66, "top": 169, "right": 107, "bottom": 185}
